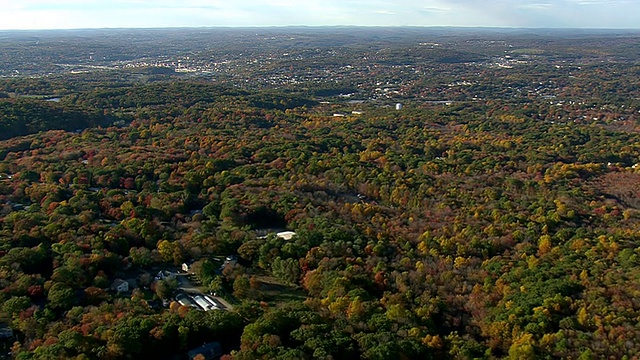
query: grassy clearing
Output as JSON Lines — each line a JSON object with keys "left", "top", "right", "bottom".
{"left": 254, "top": 275, "right": 307, "bottom": 305}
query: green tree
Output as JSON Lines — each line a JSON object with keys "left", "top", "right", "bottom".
{"left": 47, "top": 282, "right": 77, "bottom": 310}
{"left": 233, "top": 275, "right": 251, "bottom": 299}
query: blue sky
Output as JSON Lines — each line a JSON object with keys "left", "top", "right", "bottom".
{"left": 0, "top": 0, "right": 638, "bottom": 30}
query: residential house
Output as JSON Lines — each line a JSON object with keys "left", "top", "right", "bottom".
{"left": 182, "top": 261, "right": 195, "bottom": 273}
{"left": 276, "top": 231, "right": 297, "bottom": 241}
{"left": 111, "top": 279, "right": 129, "bottom": 293}
{"left": 0, "top": 323, "right": 13, "bottom": 339}
{"left": 155, "top": 270, "right": 176, "bottom": 281}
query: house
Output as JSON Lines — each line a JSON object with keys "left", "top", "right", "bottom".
{"left": 256, "top": 231, "right": 297, "bottom": 241}
{"left": 155, "top": 270, "right": 176, "bottom": 281}
{"left": 182, "top": 262, "right": 191, "bottom": 273}
{"left": 111, "top": 279, "right": 129, "bottom": 293}
{"left": 0, "top": 323, "right": 14, "bottom": 339}
{"left": 187, "top": 342, "right": 223, "bottom": 360}
{"left": 276, "top": 231, "right": 297, "bottom": 241}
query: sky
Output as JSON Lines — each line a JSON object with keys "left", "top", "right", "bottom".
{"left": 0, "top": 0, "right": 638, "bottom": 30}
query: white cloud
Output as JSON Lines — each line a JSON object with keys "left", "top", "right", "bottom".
{"left": 519, "top": 3, "right": 555, "bottom": 10}
{"left": 0, "top": 0, "right": 638, "bottom": 29}
{"left": 374, "top": 10, "right": 397, "bottom": 15}
{"left": 421, "top": 6, "right": 452, "bottom": 13}
{"left": 565, "top": 0, "right": 629, "bottom": 4}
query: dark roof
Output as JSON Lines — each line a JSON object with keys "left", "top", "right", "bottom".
{"left": 112, "top": 278, "right": 128, "bottom": 286}
{"left": 187, "top": 342, "right": 222, "bottom": 360}
{"left": 0, "top": 324, "right": 13, "bottom": 338}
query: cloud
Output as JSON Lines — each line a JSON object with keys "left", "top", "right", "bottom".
{"left": 0, "top": 0, "right": 638, "bottom": 29}
{"left": 374, "top": 10, "right": 397, "bottom": 15}
{"left": 420, "top": 5, "right": 452, "bottom": 13}
{"left": 565, "top": 0, "right": 629, "bottom": 4}
{"left": 518, "top": 3, "right": 555, "bottom": 10}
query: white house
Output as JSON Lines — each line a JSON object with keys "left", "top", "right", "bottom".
{"left": 276, "top": 231, "right": 297, "bottom": 241}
